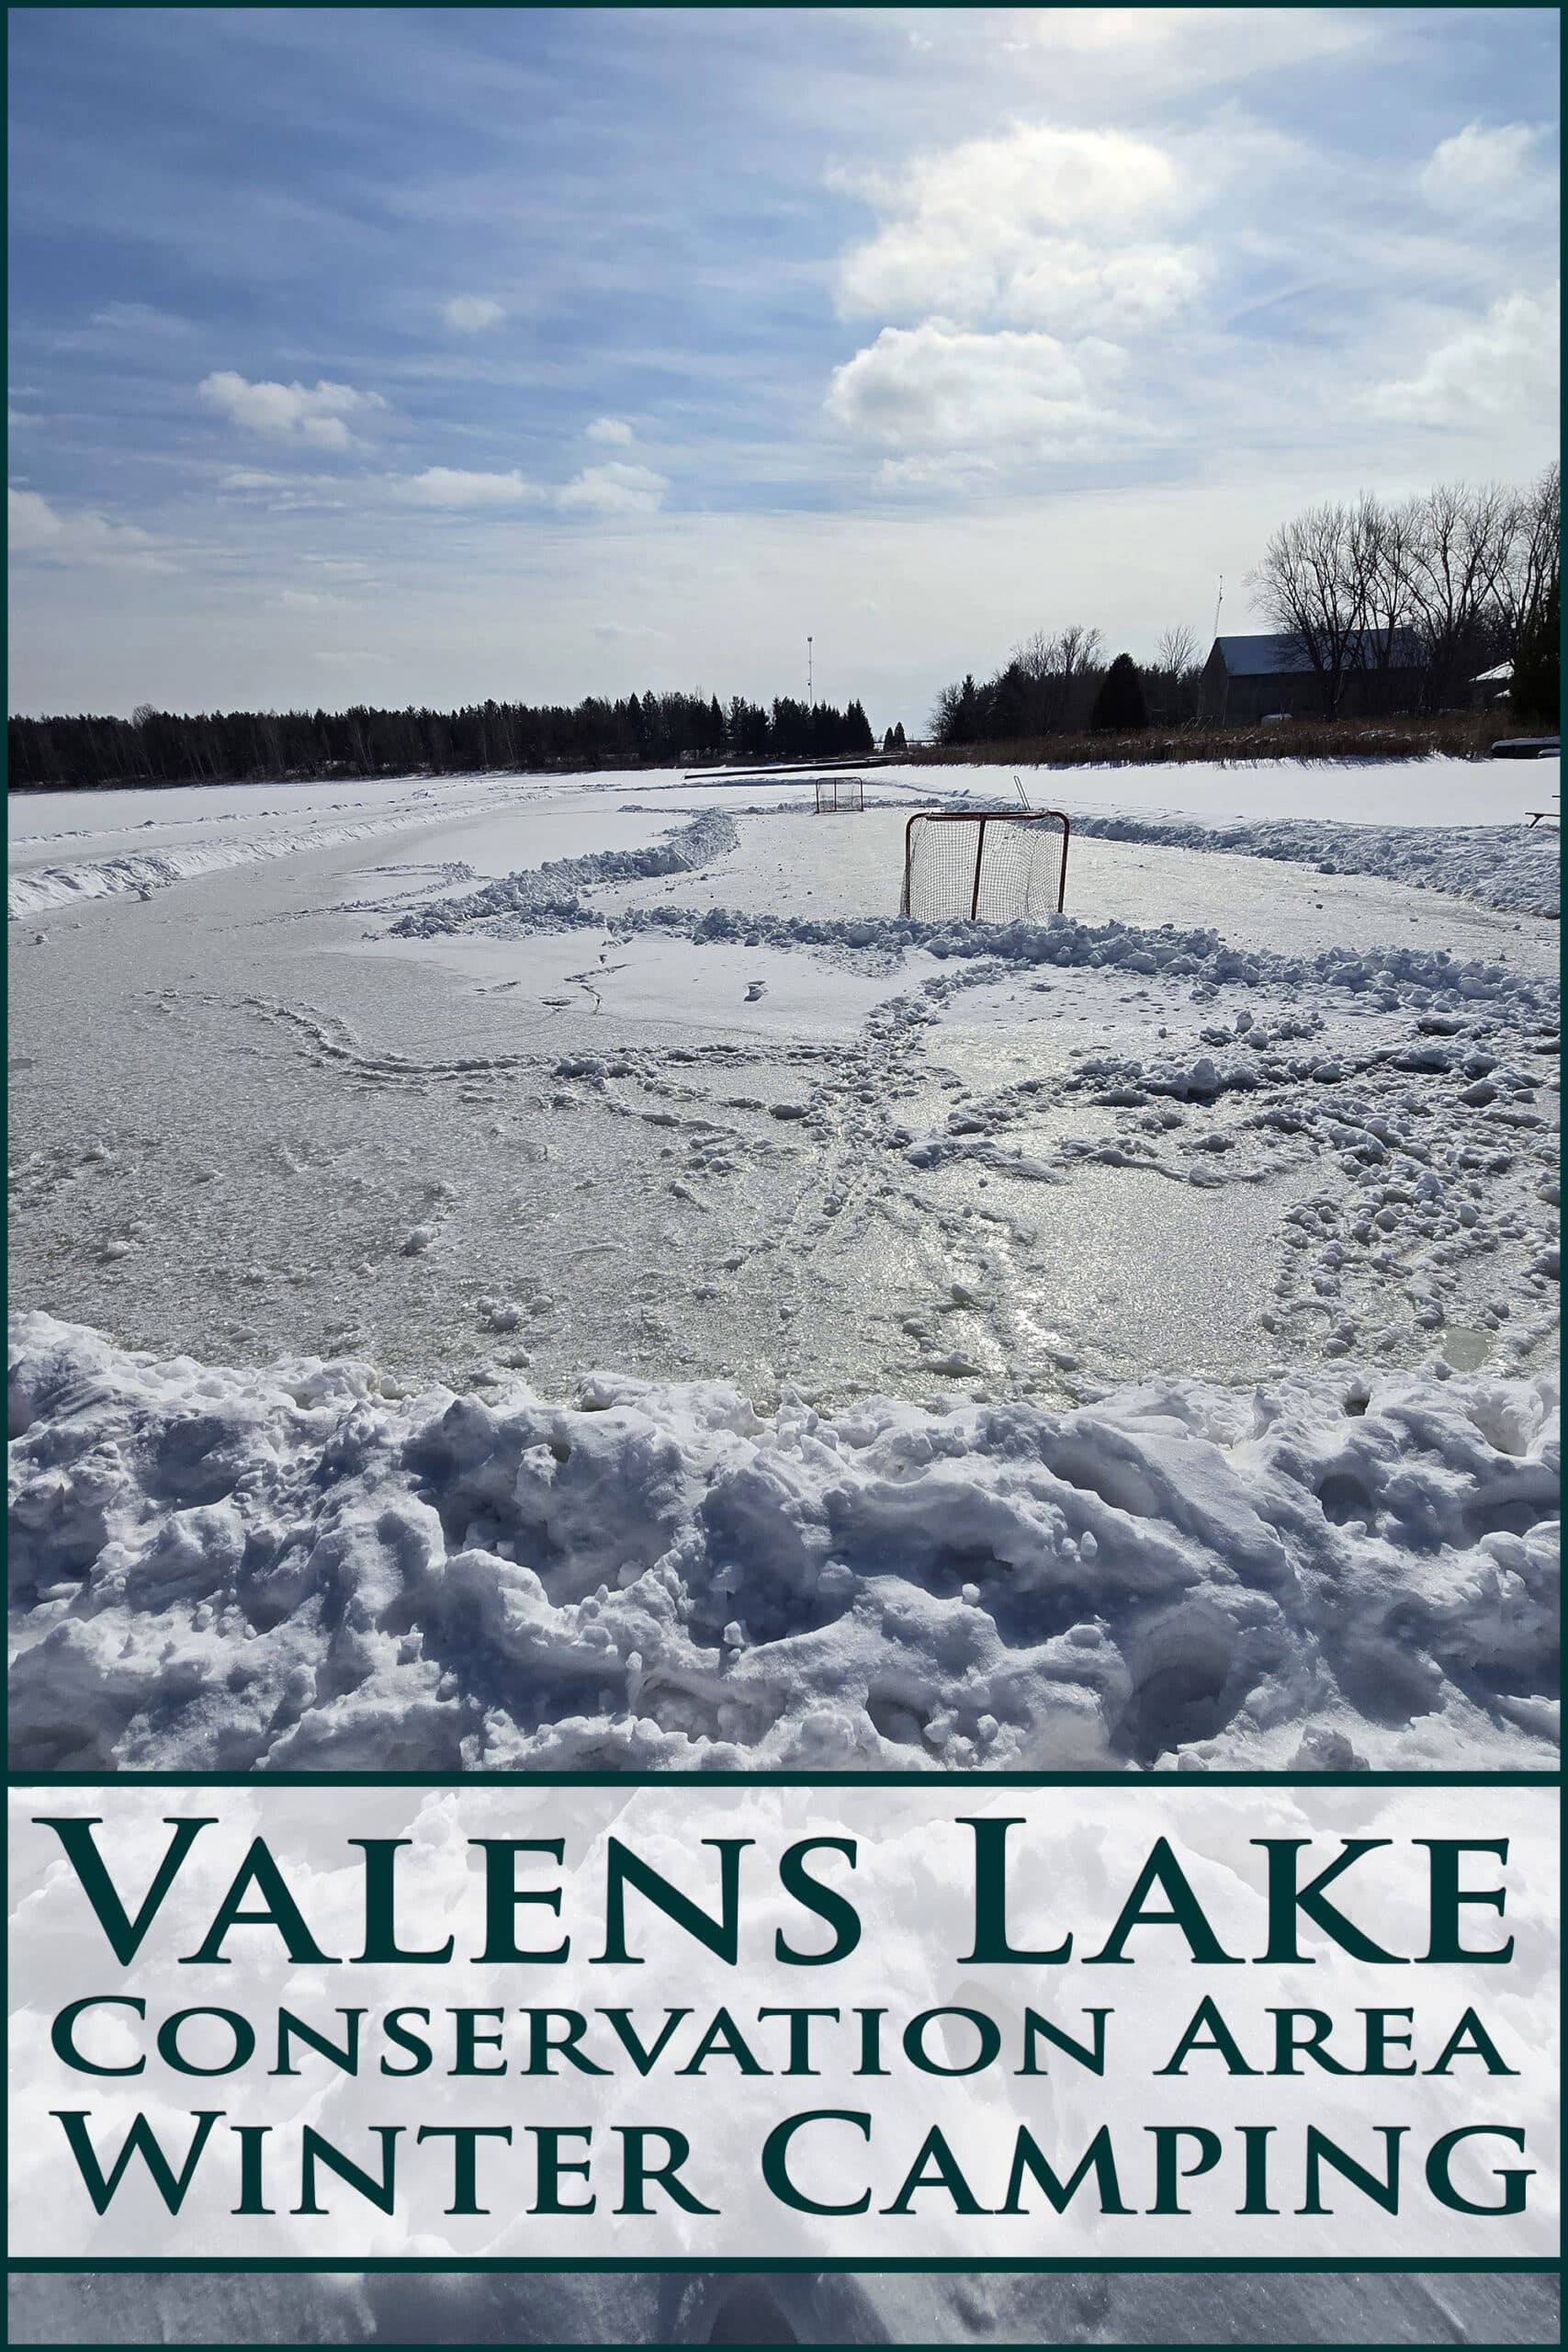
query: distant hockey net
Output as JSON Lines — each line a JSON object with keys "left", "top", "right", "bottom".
{"left": 814, "top": 776, "right": 865, "bottom": 812}
{"left": 901, "top": 808, "right": 1070, "bottom": 921}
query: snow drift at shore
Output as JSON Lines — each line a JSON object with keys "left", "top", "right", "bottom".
{"left": 7, "top": 807, "right": 460, "bottom": 919}
{"left": 1064, "top": 810, "right": 1560, "bottom": 919}
{"left": 10, "top": 1312, "right": 1557, "bottom": 1774}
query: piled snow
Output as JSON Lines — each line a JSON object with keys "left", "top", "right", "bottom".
{"left": 864, "top": 752, "right": 1558, "bottom": 832}
{"left": 10, "top": 1311, "right": 1557, "bottom": 1774}
{"left": 1066, "top": 811, "right": 1559, "bottom": 918}
{"left": 391, "top": 809, "right": 739, "bottom": 936}
{"left": 7, "top": 806, "right": 479, "bottom": 920}
{"left": 608, "top": 897, "right": 1557, "bottom": 1011}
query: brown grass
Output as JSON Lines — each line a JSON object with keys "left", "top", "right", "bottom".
{"left": 911, "top": 711, "right": 1508, "bottom": 771}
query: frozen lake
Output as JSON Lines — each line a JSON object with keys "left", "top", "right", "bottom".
{"left": 10, "top": 765, "right": 1559, "bottom": 1404}
{"left": 8, "top": 759, "right": 1559, "bottom": 1781}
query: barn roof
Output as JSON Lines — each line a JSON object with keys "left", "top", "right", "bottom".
{"left": 1210, "top": 629, "right": 1426, "bottom": 675}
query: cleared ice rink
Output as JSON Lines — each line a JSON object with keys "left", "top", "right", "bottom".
{"left": 8, "top": 757, "right": 1560, "bottom": 1785}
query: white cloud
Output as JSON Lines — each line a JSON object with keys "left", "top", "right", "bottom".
{"left": 270, "top": 588, "right": 343, "bottom": 610}
{"left": 88, "top": 300, "right": 194, "bottom": 338}
{"left": 1420, "top": 122, "right": 1544, "bottom": 210}
{"left": 198, "top": 370, "right": 386, "bottom": 449}
{"left": 556, "top": 461, "right": 668, "bottom": 515}
{"left": 398, "top": 467, "right": 537, "bottom": 506}
{"left": 826, "top": 318, "right": 1130, "bottom": 456}
{"left": 8, "top": 405, "right": 36, "bottom": 429}
{"left": 442, "top": 296, "right": 506, "bottom": 333}
{"left": 390, "top": 458, "right": 666, "bottom": 515}
{"left": 975, "top": 8, "right": 1378, "bottom": 98}
{"left": 834, "top": 121, "right": 1206, "bottom": 334}
{"left": 219, "top": 465, "right": 353, "bottom": 510}
{"left": 312, "top": 649, "right": 393, "bottom": 668}
{"left": 1361, "top": 285, "right": 1559, "bottom": 427}
{"left": 585, "top": 416, "right": 636, "bottom": 446}
{"left": 7, "top": 486, "right": 173, "bottom": 571}
{"left": 591, "top": 618, "right": 668, "bottom": 642}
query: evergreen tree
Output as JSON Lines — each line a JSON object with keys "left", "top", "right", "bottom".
{"left": 989, "top": 661, "right": 1032, "bottom": 741}
{"left": 1090, "top": 653, "right": 1148, "bottom": 732}
{"left": 894, "top": 721, "right": 907, "bottom": 749}
{"left": 1510, "top": 571, "right": 1560, "bottom": 727}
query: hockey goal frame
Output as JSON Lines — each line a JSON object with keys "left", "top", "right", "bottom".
{"left": 814, "top": 776, "right": 865, "bottom": 812}
{"left": 901, "top": 807, "right": 1071, "bottom": 919}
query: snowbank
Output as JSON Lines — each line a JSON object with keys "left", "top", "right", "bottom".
{"left": 10, "top": 1312, "right": 1556, "bottom": 1774}
{"left": 870, "top": 752, "right": 1558, "bottom": 834}
{"left": 1066, "top": 811, "right": 1559, "bottom": 919}
{"left": 460, "top": 885, "right": 1559, "bottom": 1038}
{"left": 391, "top": 809, "right": 739, "bottom": 936}
{"left": 7, "top": 807, "right": 479, "bottom": 920}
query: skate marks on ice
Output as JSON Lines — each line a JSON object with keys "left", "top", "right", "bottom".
{"left": 10, "top": 915, "right": 1556, "bottom": 1403}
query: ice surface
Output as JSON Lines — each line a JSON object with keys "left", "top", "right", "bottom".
{"left": 586, "top": 808, "right": 1559, "bottom": 954}
{"left": 9, "top": 774, "right": 1557, "bottom": 1403}
{"left": 7, "top": 767, "right": 1559, "bottom": 1782}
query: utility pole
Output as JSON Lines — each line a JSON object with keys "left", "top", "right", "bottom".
{"left": 807, "top": 635, "right": 814, "bottom": 707}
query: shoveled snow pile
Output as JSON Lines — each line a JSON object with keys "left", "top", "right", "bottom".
{"left": 10, "top": 1311, "right": 1556, "bottom": 1774}
{"left": 604, "top": 898, "right": 1556, "bottom": 1010}
{"left": 391, "top": 809, "right": 739, "bottom": 937}
{"left": 1066, "top": 811, "right": 1560, "bottom": 920}
{"left": 6, "top": 806, "right": 489, "bottom": 920}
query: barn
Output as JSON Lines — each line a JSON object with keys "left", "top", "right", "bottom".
{"left": 1199, "top": 630, "right": 1427, "bottom": 725}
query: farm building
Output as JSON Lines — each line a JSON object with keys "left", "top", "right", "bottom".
{"left": 1199, "top": 630, "right": 1427, "bottom": 724}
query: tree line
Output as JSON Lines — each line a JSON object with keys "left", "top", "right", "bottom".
{"left": 1250, "top": 465, "right": 1559, "bottom": 717}
{"left": 931, "top": 464, "right": 1560, "bottom": 743}
{"left": 931, "top": 623, "right": 1202, "bottom": 746}
{"left": 7, "top": 686, "right": 880, "bottom": 793}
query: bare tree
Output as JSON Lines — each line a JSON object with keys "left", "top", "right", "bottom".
{"left": 1351, "top": 492, "right": 1421, "bottom": 672}
{"left": 1247, "top": 501, "right": 1371, "bottom": 716}
{"left": 1147, "top": 625, "right": 1202, "bottom": 723}
{"left": 1013, "top": 628, "right": 1056, "bottom": 684}
{"left": 1155, "top": 624, "right": 1200, "bottom": 673}
{"left": 1403, "top": 481, "right": 1520, "bottom": 704}
{"left": 1012, "top": 625, "right": 1104, "bottom": 730}
{"left": 1498, "top": 460, "right": 1561, "bottom": 648}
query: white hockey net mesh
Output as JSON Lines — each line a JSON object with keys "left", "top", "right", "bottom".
{"left": 814, "top": 777, "right": 865, "bottom": 812}
{"left": 901, "top": 812, "right": 1066, "bottom": 921}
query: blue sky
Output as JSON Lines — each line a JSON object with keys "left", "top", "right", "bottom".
{"left": 7, "top": 6, "right": 1561, "bottom": 725}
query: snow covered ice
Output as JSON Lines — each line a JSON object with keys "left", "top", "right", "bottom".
{"left": 8, "top": 757, "right": 1559, "bottom": 1775}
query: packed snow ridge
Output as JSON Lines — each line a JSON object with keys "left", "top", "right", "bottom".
{"left": 391, "top": 810, "right": 739, "bottom": 936}
{"left": 10, "top": 1312, "right": 1557, "bottom": 1774}
{"left": 1066, "top": 812, "right": 1560, "bottom": 921}
{"left": 6, "top": 805, "right": 470, "bottom": 920}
